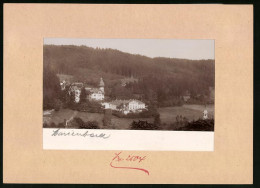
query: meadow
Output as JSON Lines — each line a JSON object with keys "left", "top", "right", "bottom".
{"left": 43, "top": 104, "right": 214, "bottom": 130}
{"left": 158, "top": 104, "right": 214, "bottom": 125}
{"left": 43, "top": 108, "right": 153, "bottom": 130}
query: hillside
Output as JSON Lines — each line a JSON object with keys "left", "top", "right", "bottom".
{"left": 43, "top": 45, "right": 214, "bottom": 108}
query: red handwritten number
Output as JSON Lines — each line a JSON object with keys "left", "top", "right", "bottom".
{"left": 110, "top": 152, "right": 149, "bottom": 175}
{"left": 112, "top": 152, "right": 124, "bottom": 162}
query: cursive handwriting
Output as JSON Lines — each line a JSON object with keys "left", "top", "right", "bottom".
{"left": 110, "top": 151, "right": 149, "bottom": 175}
{"left": 51, "top": 128, "right": 110, "bottom": 139}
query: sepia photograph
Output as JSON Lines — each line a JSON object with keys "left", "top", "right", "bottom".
{"left": 43, "top": 39, "right": 215, "bottom": 132}
{"left": 4, "top": 3, "right": 253, "bottom": 183}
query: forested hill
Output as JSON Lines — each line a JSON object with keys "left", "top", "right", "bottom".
{"left": 43, "top": 45, "right": 214, "bottom": 104}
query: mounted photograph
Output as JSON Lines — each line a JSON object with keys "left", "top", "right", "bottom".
{"left": 43, "top": 39, "right": 215, "bottom": 132}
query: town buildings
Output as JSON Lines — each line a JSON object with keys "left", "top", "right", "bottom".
{"left": 102, "top": 99, "right": 146, "bottom": 115}
{"left": 69, "top": 82, "right": 84, "bottom": 103}
{"left": 58, "top": 75, "right": 147, "bottom": 114}
{"left": 66, "top": 78, "right": 105, "bottom": 103}
{"left": 85, "top": 78, "right": 105, "bottom": 101}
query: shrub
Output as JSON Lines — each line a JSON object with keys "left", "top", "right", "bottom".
{"left": 50, "top": 122, "right": 56, "bottom": 128}
{"left": 130, "top": 120, "right": 159, "bottom": 130}
{"left": 74, "top": 117, "right": 85, "bottom": 127}
{"left": 69, "top": 101, "right": 104, "bottom": 113}
{"left": 153, "top": 114, "right": 161, "bottom": 126}
{"left": 79, "top": 120, "right": 99, "bottom": 129}
{"left": 177, "top": 118, "right": 214, "bottom": 131}
{"left": 71, "top": 117, "right": 100, "bottom": 129}
{"left": 43, "top": 122, "right": 49, "bottom": 128}
{"left": 53, "top": 99, "right": 63, "bottom": 111}
{"left": 57, "top": 122, "right": 65, "bottom": 128}
{"left": 103, "top": 109, "right": 112, "bottom": 126}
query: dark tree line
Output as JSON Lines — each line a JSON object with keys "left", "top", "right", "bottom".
{"left": 43, "top": 65, "right": 62, "bottom": 110}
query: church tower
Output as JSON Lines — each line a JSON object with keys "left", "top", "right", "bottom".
{"left": 99, "top": 77, "right": 104, "bottom": 93}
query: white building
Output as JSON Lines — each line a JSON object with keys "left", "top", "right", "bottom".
{"left": 85, "top": 78, "right": 105, "bottom": 101}
{"left": 69, "top": 83, "right": 83, "bottom": 103}
{"left": 128, "top": 100, "right": 146, "bottom": 111}
{"left": 102, "top": 99, "right": 146, "bottom": 114}
{"left": 88, "top": 89, "right": 104, "bottom": 100}
{"left": 68, "top": 78, "right": 105, "bottom": 103}
{"left": 60, "top": 80, "right": 66, "bottom": 90}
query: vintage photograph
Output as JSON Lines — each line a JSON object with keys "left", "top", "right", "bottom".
{"left": 43, "top": 39, "right": 215, "bottom": 131}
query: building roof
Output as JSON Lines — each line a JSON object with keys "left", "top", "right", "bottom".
{"left": 90, "top": 88, "right": 103, "bottom": 93}
{"left": 129, "top": 99, "right": 145, "bottom": 105}
{"left": 109, "top": 99, "right": 145, "bottom": 106}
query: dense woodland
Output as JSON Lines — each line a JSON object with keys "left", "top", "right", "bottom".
{"left": 43, "top": 45, "right": 215, "bottom": 110}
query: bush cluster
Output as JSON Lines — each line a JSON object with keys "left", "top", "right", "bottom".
{"left": 130, "top": 120, "right": 159, "bottom": 130}
{"left": 112, "top": 105, "right": 159, "bottom": 119}
{"left": 43, "top": 122, "right": 65, "bottom": 128}
{"left": 73, "top": 117, "right": 99, "bottom": 129}
{"left": 176, "top": 118, "right": 214, "bottom": 131}
{"left": 69, "top": 101, "right": 104, "bottom": 113}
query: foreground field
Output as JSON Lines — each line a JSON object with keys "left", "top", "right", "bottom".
{"left": 43, "top": 104, "right": 214, "bottom": 130}
{"left": 158, "top": 104, "right": 214, "bottom": 125}
{"left": 43, "top": 108, "right": 153, "bottom": 130}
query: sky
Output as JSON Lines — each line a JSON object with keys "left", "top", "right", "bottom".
{"left": 44, "top": 38, "right": 215, "bottom": 60}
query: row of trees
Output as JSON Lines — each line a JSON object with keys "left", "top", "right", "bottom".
{"left": 43, "top": 66, "right": 62, "bottom": 110}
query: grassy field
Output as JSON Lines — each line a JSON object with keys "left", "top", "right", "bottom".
{"left": 111, "top": 117, "right": 153, "bottom": 129}
{"left": 158, "top": 104, "right": 214, "bottom": 125}
{"left": 43, "top": 108, "right": 153, "bottom": 130}
{"left": 43, "top": 104, "right": 214, "bottom": 130}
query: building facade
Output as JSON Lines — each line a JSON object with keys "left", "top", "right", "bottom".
{"left": 67, "top": 78, "right": 105, "bottom": 103}
{"left": 102, "top": 99, "right": 146, "bottom": 114}
{"left": 85, "top": 78, "right": 105, "bottom": 101}
{"left": 69, "top": 83, "right": 84, "bottom": 103}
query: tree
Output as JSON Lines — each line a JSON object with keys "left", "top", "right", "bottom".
{"left": 43, "top": 65, "right": 61, "bottom": 110}
{"left": 53, "top": 99, "right": 63, "bottom": 111}
{"left": 103, "top": 109, "right": 112, "bottom": 127}
{"left": 80, "top": 88, "right": 87, "bottom": 103}
{"left": 154, "top": 114, "right": 161, "bottom": 127}
{"left": 68, "top": 91, "right": 76, "bottom": 107}
{"left": 60, "top": 85, "right": 71, "bottom": 106}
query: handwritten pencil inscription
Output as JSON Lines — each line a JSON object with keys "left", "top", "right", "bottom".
{"left": 51, "top": 128, "right": 110, "bottom": 139}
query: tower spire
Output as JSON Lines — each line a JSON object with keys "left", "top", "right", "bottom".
{"left": 99, "top": 77, "right": 104, "bottom": 93}
{"left": 99, "top": 77, "right": 104, "bottom": 87}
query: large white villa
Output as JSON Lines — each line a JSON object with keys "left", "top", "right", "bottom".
{"left": 102, "top": 99, "right": 146, "bottom": 114}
